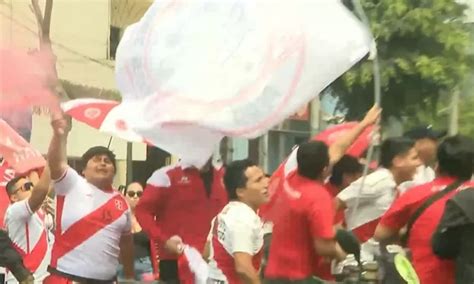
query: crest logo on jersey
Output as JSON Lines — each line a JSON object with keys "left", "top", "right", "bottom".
{"left": 178, "top": 176, "right": 190, "bottom": 185}
{"left": 114, "top": 199, "right": 124, "bottom": 211}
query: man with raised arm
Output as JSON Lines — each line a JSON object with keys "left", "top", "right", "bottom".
{"left": 44, "top": 114, "right": 134, "bottom": 283}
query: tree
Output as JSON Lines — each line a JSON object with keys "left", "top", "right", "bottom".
{"left": 330, "top": 0, "right": 474, "bottom": 122}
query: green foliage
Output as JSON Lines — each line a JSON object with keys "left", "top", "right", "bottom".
{"left": 402, "top": 91, "right": 474, "bottom": 139}
{"left": 331, "top": 0, "right": 473, "bottom": 121}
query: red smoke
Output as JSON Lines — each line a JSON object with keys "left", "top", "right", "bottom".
{"left": 0, "top": 47, "right": 60, "bottom": 115}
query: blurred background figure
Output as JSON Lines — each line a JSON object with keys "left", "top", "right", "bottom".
{"left": 399, "top": 125, "right": 447, "bottom": 192}
{"left": 118, "top": 182, "right": 156, "bottom": 283}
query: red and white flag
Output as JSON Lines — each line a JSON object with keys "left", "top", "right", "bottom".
{"left": 107, "top": 0, "right": 372, "bottom": 167}
{"left": 0, "top": 119, "right": 45, "bottom": 174}
{"left": 61, "top": 98, "right": 146, "bottom": 143}
{"left": 0, "top": 160, "right": 15, "bottom": 227}
{"left": 177, "top": 245, "right": 209, "bottom": 284}
{"left": 261, "top": 122, "right": 374, "bottom": 222}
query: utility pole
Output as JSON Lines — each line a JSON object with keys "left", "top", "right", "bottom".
{"left": 126, "top": 142, "right": 133, "bottom": 184}
{"left": 448, "top": 88, "right": 460, "bottom": 135}
{"left": 310, "top": 97, "right": 321, "bottom": 136}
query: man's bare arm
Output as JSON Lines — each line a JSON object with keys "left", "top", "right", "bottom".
{"left": 28, "top": 167, "right": 51, "bottom": 213}
{"left": 119, "top": 233, "right": 135, "bottom": 280}
{"left": 328, "top": 105, "right": 381, "bottom": 165}
{"left": 48, "top": 115, "right": 71, "bottom": 180}
{"left": 234, "top": 252, "right": 261, "bottom": 284}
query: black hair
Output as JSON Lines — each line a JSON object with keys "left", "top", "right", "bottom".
{"left": 297, "top": 141, "right": 329, "bottom": 180}
{"left": 437, "top": 135, "right": 474, "bottom": 180}
{"left": 5, "top": 176, "right": 26, "bottom": 196}
{"left": 81, "top": 146, "right": 117, "bottom": 172}
{"left": 123, "top": 181, "right": 144, "bottom": 195}
{"left": 329, "top": 155, "right": 363, "bottom": 186}
{"left": 380, "top": 137, "right": 415, "bottom": 168}
{"left": 223, "top": 159, "right": 256, "bottom": 200}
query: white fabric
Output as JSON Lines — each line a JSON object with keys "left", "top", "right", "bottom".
{"left": 337, "top": 168, "right": 398, "bottom": 231}
{"left": 103, "top": 0, "right": 372, "bottom": 167}
{"left": 398, "top": 165, "right": 435, "bottom": 194}
{"left": 4, "top": 200, "right": 52, "bottom": 283}
{"left": 184, "top": 245, "right": 209, "bottom": 284}
{"left": 337, "top": 168, "right": 400, "bottom": 262}
{"left": 283, "top": 147, "right": 298, "bottom": 176}
{"left": 53, "top": 168, "right": 131, "bottom": 280}
{"left": 208, "top": 201, "right": 264, "bottom": 282}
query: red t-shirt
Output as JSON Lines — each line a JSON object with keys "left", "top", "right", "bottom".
{"left": 312, "top": 183, "right": 347, "bottom": 281}
{"left": 324, "top": 182, "right": 345, "bottom": 226}
{"left": 379, "top": 177, "right": 474, "bottom": 284}
{"left": 265, "top": 172, "right": 335, "bottom": 279}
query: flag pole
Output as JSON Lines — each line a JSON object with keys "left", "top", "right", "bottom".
{"left": 350, "top": 0, "right": 382, "bottom": 220}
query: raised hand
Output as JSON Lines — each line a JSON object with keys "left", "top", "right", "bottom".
{"left": 50, "top": 114, "right": 71, "bottom": 136}
{"left": 361, "top": 104, "right": 382, "bottom": 127}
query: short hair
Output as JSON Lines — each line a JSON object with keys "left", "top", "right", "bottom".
{"left": 380, "top": 137, "right": 415, "bottom": 168}
{"left": 81, "top": 146, "right": 116, "bottom": 171}
{"left": 437, "top": 135, "right": 474, "bottom": 180}
{"left": 5, "top": 176, "right": 26, "bottom": 196}
{"left": 297, "top": 141, "right": 329, "bottom": 180}
{"left": 329, "top": 155, "right": 363, "bottom": 186}
{"left": 223, "top": 159, "right": 256, "bottom": 200}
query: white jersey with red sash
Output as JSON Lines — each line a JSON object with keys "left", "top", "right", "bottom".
{"left": 4, "top": 200, "right": 52, "bottom": 283}
{"left": 337, "top": 168, "right": 399, "bottom": 261}
{"left": 207, "top": 201, "right": 264, "bottom": 284}
{"left": 50, "top": 168, "right": 131, "bottom": 281}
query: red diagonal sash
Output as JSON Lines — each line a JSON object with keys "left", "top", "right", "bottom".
{"left": 51, "top": 194, "right": 127, "bottom": 267}
{"left": 24, "top": 228, "right": 48, "bottom": 272}
{"left": 9, "top": 222, "right": 48, "bottom": 273}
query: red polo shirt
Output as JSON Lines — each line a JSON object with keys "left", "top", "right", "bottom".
{"left": 324, "top": 182, "right": 345, "bottom": 226}
{"left": 379, "top": 177, "right": 474, "bottom": 284}
{"left": 136, "top": 163, "right": 227, "bottom": 260}
{"left": 265, "top": 172, "right": 335, "bottom": 280}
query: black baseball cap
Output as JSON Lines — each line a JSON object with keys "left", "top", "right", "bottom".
{"left": 404, "top": 125, "right": 447, "bottom": 140}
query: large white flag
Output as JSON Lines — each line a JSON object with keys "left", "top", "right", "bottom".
{"left": 104, "top": 0, "right": 372, "bottom": 166}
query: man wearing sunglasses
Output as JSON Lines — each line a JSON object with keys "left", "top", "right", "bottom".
{"left": 4, "top": 168, "right": 52, "bottom": 283}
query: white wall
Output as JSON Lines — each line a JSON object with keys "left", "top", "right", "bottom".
{"left": 0, "top": 0, "right": 147, "bottom": 186}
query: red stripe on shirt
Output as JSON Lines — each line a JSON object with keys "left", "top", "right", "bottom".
{"left": 50, "top": 194, "right": 126, "bottom": 267}
{"left": 352, "top": 218, "right": 380, "bottom": 243}
{"left": 11, "top": 218, "right": 48, "bottom": 273}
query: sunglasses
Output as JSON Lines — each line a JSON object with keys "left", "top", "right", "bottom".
{"left": 127, "top": 191, "right": 143, "bottom": 198}
{"left": 14, "top": 182, "right": 34, "bottom": 194}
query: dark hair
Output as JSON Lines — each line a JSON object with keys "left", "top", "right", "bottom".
{"left": 380, "top": 137, "right": 415, "bottom": 168}
{"left": 329, "top": 155, "right": 363, "bottom": 186}
{"left": 437, "top": 135, "right": 474, "bottom": 180}
{"left": 123, "top": 181, "right": 144, "bottom": 195}
{"left": 5, "top": 176, "right": 26, "bottom": 196}
{"left": 223, "top": 159, "right": 256, "bottom": 200}
{"left": 297, "top": 141, "right": 329, "bottom": 180}
{"left": 81, "top": 146, "right": 116, "bottom": 172}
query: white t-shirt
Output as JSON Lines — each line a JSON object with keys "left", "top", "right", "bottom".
{"left": 4, "top": 200, "right": 53, "bottom": 283}
{"left": 50, "top": 168, "right": 131, "bottom": 281}
{"left": 338, "top": 168, "right": 398, "bottom": 231}
{"left": 207, "top": 201, "right": 264, "bottom": 283}
{"left": 337, "top": 168, "right": 398, "bottom": 261}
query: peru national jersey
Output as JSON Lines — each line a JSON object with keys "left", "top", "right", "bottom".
{"left": 207, "top": 201, "right": 264, "bottom": 283}
{"left": 4, "top": 200, "right": 53, "bottom": 283}
{"left": 50, "top": 168, "right": 131, "bottom": 281}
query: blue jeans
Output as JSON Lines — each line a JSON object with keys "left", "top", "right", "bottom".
{"left": 117, "top": 257, "right": 156, "bottom": 282}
